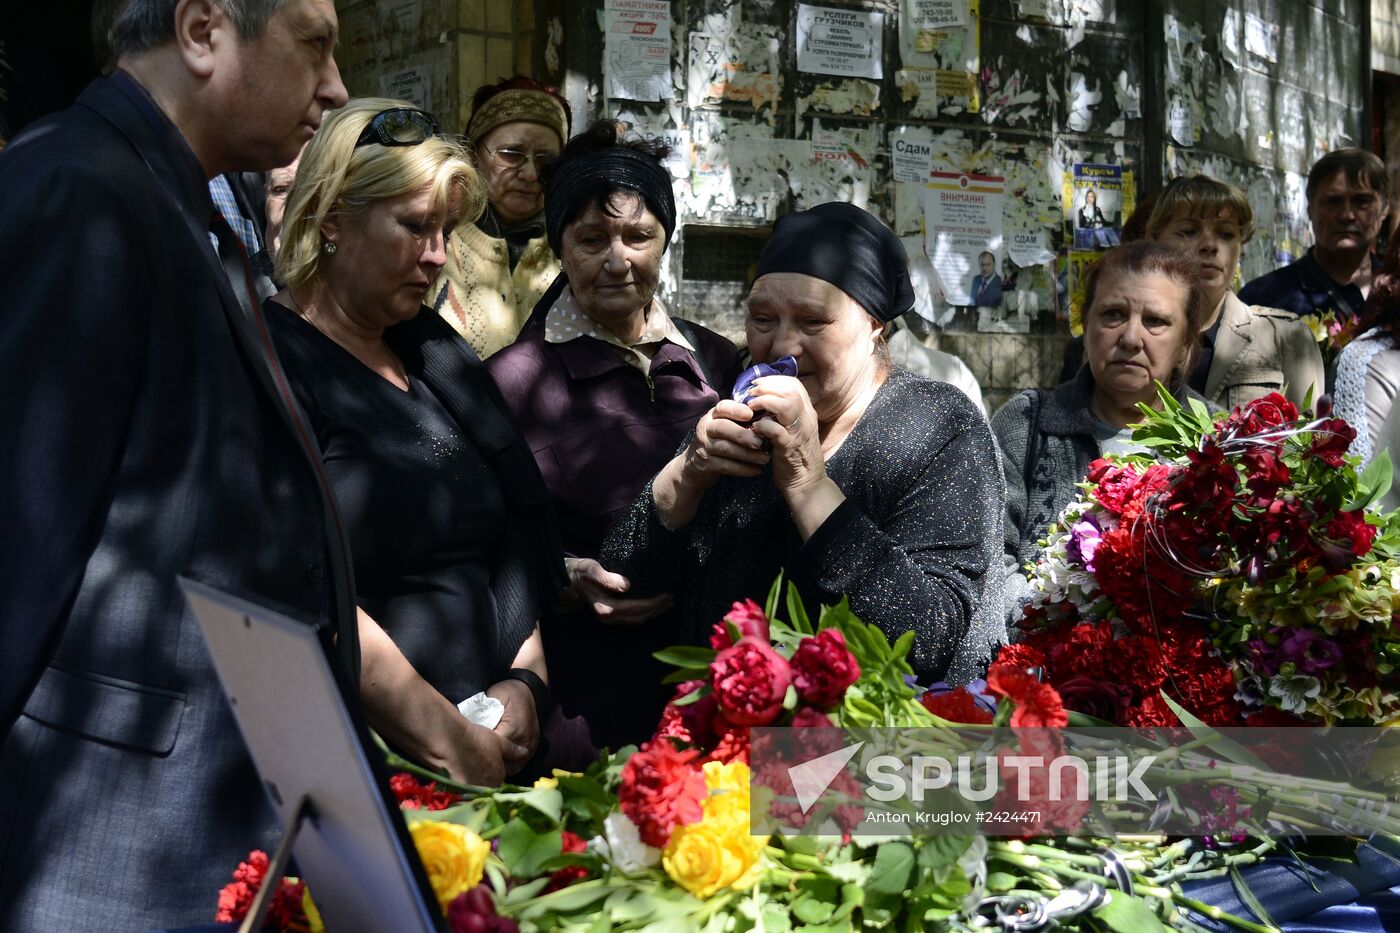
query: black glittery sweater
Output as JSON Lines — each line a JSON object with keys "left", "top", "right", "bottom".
{"left": 600, "top": 367, "right": 1007, "bottom": 686}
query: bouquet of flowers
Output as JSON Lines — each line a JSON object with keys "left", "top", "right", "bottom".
{"left": 217, "top": 571, "right": 1400, "bottom": 933}
{"left": 1001, "top": 389, "right": 1400, "bottom": 727}
{"left": 1299, "top": 309, "right": 1362, "bottom": 371}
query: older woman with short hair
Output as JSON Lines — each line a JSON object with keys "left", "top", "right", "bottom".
{"left": 992, "top": 241, "right": 1209, "bottom": 624}
{"left": 601, "top": 202, "right": 1006, "bottom": 685}
{"left": 269, "top": 98, "right": 566, "bottom": 785}
{"left": 487, "top": 119, "right": 739, "bottom": 748}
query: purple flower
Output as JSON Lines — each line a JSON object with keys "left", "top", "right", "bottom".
{"left": 1066, "top": 515, "right": 1103, "bottom": 571}
{"left": 1280, "top": 628, "right": 1343, "bottom": 673}
{"left": 1243, "top": 638, "right": 1281, "bottom": 677}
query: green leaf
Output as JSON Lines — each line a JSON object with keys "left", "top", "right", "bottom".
{"left": 785, "top": 581, "right": 813, "bottom": 635}
{"left": 1230, "top": 865, "right": 1278, "bottom": 928}
{"left": 493, "top": 786, "right": 563, "bottom": 823}
{"left": 555, "top": 773, "right": 612, "bottom": 805}
{"left": 765, "top": 573, "right": 784, "bottom": 621}
{"left": 759, "top": 903, "right": 793, "bottom": 932}
{"left": 866, "top": 842, "right": 916, "bottom": 896}
{"left": 1092, "top": 892, "right": 1168, "bottom": 932}
{"left": 1159, "top": 691, "right": 1272, "bottom": 770}
{"left": 672, "top": 685, "right": 712, "bottom": 707}
{"left": 916, "top": 835, "right": 972, "bottom": 872}
{"left": 792, "top": 895, "right": 836, "bottom": 924}
{"left": 653, "top": 645, "right": 718, "bottom": 667}
{"left": 1347, "top": 450, "right": 1393, "bottom": 511}
{"left": 495, "top": 821, "right": 561, "bottom": 877}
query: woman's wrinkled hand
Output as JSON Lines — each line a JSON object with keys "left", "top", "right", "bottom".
{"left": 743, "top": 375, "right": 827, "bottom": 496}
{"left": 486, "top": 678, "right": 538, "bottom": 774}
{"left": 567, "top": 558, "right": 673, "bottom": 625}
{"left": 443, "top": 717, "right": 525, "bottom": 787}
{"left": 677, "top": 399, "right": 772, "bottom": 491}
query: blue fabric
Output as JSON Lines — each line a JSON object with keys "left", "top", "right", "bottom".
{"left": 209, "top": 174, "right": 261, "bottom": 255}
{"left": 1182, "top": 839, "right": 1400, "bottom": 931}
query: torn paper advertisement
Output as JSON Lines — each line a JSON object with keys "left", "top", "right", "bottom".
{"left": 687, "top": 19, "right": 783, "bottom": 112}
{"left": 1063, "top": 163, "right": 1133, "bottom": 250}
{"left": 901, "top": 235, "right": 954, "bottom": 328}
{"left": 905, "top": 0, "right": 967, "bottom": 29}
{"left": 1008, "top": 230, "right": 1055, "bottom": 267}
{"left": 797, "top": 120, "right": 875, "bottom": 210}
{"left": 604, "top": 0, "right": 674, "bottom": 102}
{"left": 892, "top": 126, "right": 936, "bottom": 183}
{"left": 1245, "top": 13, "right": 1279, "bottom": 63}
{"left": 796, "top": 4, "right": 884, "bottom": 80}
{"left": 899, "top": 0, "right": 978, "bottom": 73}
{"left": 923, "top": 171, "right": 1005, "bottom": 308}
{"left": 379, "top": 65, "right": 431, "bottom": 112}
{"left": 683, "top": 114, "right": 812, "bottom": 223}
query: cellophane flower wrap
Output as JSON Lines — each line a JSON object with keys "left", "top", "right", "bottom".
{"left": 1004, "top": 388, "right": 1400, "bottom": 727}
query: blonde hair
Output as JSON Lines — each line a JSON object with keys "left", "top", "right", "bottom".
{"left": 1146, "top": 174, "right": 1256, "bottom": 244}
{"left": 276, "top": 97, "right": 486, "bottom": 290}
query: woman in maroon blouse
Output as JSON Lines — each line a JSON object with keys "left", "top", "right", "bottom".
{"left": 486, "top": 120, "right": 738, "bottom": 750}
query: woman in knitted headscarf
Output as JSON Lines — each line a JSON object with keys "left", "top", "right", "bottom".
{"left": 432, "top": 75, "right": 570, "bottom": 358}
{"left": 601, "top": 202, "right": 1007, "bottom": 688}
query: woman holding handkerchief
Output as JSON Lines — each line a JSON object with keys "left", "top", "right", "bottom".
{"left": 603, "top": 202, "right": 1007, "bottom": 686}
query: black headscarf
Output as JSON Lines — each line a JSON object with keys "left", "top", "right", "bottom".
{"left": 754, "top": 202, "right": 915, "bottom": 323}
{"left": 544, "top": 147, "right": 676, "bottom": 254}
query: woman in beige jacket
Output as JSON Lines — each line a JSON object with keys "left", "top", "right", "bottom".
{"left": 432, "top": 76, "right": 570, "bottom": 358}
{"left": 1147, "top": 175, "right": 1324, "bottom": 412}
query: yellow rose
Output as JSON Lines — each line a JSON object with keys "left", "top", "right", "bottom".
{"left": 409, "top": 820, "right": 490, "bottom": 911}
{"left": 663, "top": 761, "right": 769, "bottom": 898}
{"left": 663, "top": 820, "right": 739, "bottom": 899}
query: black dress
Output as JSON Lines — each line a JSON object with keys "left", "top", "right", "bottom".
{"left": 267, "top": 300, "right": 565, "bottom": 702}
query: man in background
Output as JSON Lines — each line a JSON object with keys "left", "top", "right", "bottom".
{"left": 1239, "top": 149, "right": 1391, "bottom": 320}
{"left": 0, "top": 1, "right": 353, "bottom": 929}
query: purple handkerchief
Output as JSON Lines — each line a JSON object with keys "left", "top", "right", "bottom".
{"left": 731, "top": 355, "right": 799, "bottom": 404}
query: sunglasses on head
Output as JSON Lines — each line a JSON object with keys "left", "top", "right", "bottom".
{"left": 354, "top": 108, "right": 443, "bottom": 148}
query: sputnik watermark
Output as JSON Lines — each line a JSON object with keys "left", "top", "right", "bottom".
{"left": 865, "top": 753, "right": 1157, "bottom": 805}
{"left": 749, "top": 726, "right": 1400, "bottom": 837}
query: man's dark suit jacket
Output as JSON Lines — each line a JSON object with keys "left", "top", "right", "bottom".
{"left": 0, "top": 75, "right": 357, "bottom": 931}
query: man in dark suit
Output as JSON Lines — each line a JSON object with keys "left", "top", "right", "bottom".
{"left": 0, "top": 1, "right": 353, "bottom": 929}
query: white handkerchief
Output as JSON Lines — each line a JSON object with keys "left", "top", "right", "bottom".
{"left": 457, "top": 691, "right": 505, "bottom": 730}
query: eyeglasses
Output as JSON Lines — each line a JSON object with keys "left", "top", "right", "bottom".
{"left": 484, "top": 147, "right": 558, "bottom": 173}
{"left": 354, "top": 108, "right": 443, "bottom": 148}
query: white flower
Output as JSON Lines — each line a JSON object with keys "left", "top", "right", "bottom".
{"left": 601, "top": 811, "right": 661, "bottom": 874}
{"left": 958, "top": 835, "right": 989, "bottom": 915}
{"left": 1268, "top": 673, "right": 1322, "bottom": 714}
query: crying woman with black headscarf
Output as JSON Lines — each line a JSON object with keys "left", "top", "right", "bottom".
{"left": 600, "top": 202, "right": 1007, "bottom": 686}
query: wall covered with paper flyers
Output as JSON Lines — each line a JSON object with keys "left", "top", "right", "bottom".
{"left": 335, "top": 0, "right": 1369, "bottom": 409}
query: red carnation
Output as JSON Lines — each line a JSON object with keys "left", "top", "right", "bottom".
{"left": 1307, "top": 417, "right": 1356, "bottom": 467}
{"left": 1242, "top": 449, "right": 1291, "bottom": 495}
{"left": 710, "top": 637, "right": 792, "bottom": 726}
{"left": 618, "top": 740, "right": 707, "bottom": 848}
{"left": 986, "top": 664, "right": 1068, "bottom": 728}
{"left": 389, "top": 771, "right": 462, "bottom": 811}
{"left": 1125, "top": 693, "right": 1179, "bottom": 728}
{"left": 1223, "top": 392, "right": 1298, "bottom": 437}
{"left": 920, "top": 687, "right": 994, "bottom": 724}
{"left": 654, "top": 680, "right": 718, "bottom": 749}
{"left": 542, "top": 831, "right": 591, "bottom": 894}
{"left": 705, "top": 713, "right": 751, "bottom": 764}
{"left": 1088, "top": 459, "right": 1143, "bottom": 515}
{"left": 709, "top": 598, "right": 770, "bottom": 649}
{"left": 214, "top": 850, "right": 307, "bottom": 928}
{"left": 993, "top": 642, "right": 1048, "bottom": 672}
{"left": 790, "top": 629, "right": 861, "bottom": 709}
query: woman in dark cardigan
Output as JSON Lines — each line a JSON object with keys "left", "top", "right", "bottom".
{"left": 266, "top": 99, "right": 566, "bottom": 786}
{"left": 601, "top": 202, "right": 1006, "bottom": 686}
{"left": 992, "top": 241, "right": 1209, "bottom": 626}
